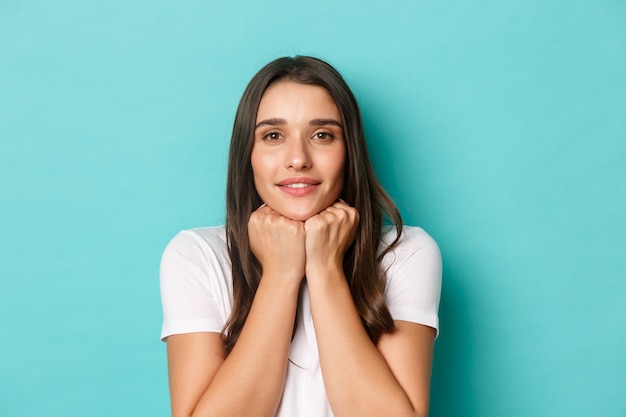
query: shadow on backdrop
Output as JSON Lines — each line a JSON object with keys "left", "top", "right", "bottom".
{"left": 430, "top": 263, "right": 477, "bottom": 417}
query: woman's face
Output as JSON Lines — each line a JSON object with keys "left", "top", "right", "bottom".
{"left": 251, "top": 81, "right": 346, "bottom": 221}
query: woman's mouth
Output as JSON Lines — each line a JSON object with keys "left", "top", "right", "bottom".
{"left": 283, "top": 183, "right": 312, "bottom": 188}
{"left": 277, "top": 178, "right": 320, "bottom": 196}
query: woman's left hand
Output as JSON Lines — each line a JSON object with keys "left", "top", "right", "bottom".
{"left": 303, "top": 200, "right": 359, "bottom": 278}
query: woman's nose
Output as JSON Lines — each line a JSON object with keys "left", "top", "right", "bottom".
{"left": 285, "top": 137, "right": 311, "bottom": 170}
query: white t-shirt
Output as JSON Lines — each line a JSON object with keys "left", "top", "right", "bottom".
{"left": 160, "top": 225, "right": 442, "bottom": 417}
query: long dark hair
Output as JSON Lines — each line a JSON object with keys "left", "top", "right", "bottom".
{"left": 224, "top": 56, "right": 402, "bottom": 354}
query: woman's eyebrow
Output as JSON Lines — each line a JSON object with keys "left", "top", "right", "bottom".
{"left": 309, "top": 119, "right": 343, "bottom": 128}
{"left": 255, "top": 118, "right": 343, "bottom": 129}
{"left": 255, "top": 118, "right": 286, "bottom": 129}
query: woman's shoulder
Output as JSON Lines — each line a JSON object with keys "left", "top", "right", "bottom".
{"left": 381, "top": 225, "right": 440, "bottom": 256}
{"left": 160, "top": 226, "right": 232, "bottom": 340}
{"left": 381, "top": 225, "right": 442, "bottom": 335}
{"left": 162, "top": 225, "right": 228, "bottom": 261}
{"left": 379, "top": 225, "right": 442, "bottom": 276}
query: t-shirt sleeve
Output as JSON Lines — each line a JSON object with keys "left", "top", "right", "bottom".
{"left": 384, "top": 227, "right": 442, "bottom": 336}
{"left": 159, "top": 229, "right": 231, "bottom": 341}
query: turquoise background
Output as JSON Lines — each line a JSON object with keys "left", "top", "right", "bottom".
{"left": 1, "top": 1, "right": 625, "bottom": 416}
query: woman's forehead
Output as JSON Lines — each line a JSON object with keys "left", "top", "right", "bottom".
{"left": 256, "top": 81, "right": 340, "bottom": 123}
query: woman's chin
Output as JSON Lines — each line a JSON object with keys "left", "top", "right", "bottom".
{"left": 265, "top": 197, "right": 340, "bottom": 221}
{"left": 269, "top": 206, "right": 317, "bottom": 222}
{"left": 280, "top": 211, "right": 314, "bottom": 222}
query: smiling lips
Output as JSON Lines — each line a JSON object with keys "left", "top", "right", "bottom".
{"left": 277, "top": 177, "right": 320, "bottom": 196}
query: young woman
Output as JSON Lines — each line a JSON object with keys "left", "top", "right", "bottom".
{"left": 160, "top": 56, "right": 442, "bottom": 417}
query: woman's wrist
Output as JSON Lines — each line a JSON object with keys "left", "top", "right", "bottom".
{"left": 305, "top": 262, "right": 345, "bottom": 287}
{"left": 259, "top": 271, "right": 304, "bottom": 293}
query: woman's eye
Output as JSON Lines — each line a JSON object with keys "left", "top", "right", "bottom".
{"left": 314, "top": 132, "right": 333, "bottom": 140}
{"left": 263, "top": 132, "right": 281, "bottom": 141}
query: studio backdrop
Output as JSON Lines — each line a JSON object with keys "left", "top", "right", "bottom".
{"left": 1, "top": 1, "right": 624, "bottom": 416}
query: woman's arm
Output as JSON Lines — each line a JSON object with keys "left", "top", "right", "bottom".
{"left": 166, "top": 206, "right": 305, "bottom": 417}
{"left": 307, "top": 274, "right": 435, "bottom": 417}
{"left": 304, "top": 202, "right": 437, "bottom": 417}
{"left": 167, "top": 277, "right": 300, "bottom": 417}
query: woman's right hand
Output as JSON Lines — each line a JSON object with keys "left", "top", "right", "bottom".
{"left": 248, "top": 204, "right": 306, "bottom": 281}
